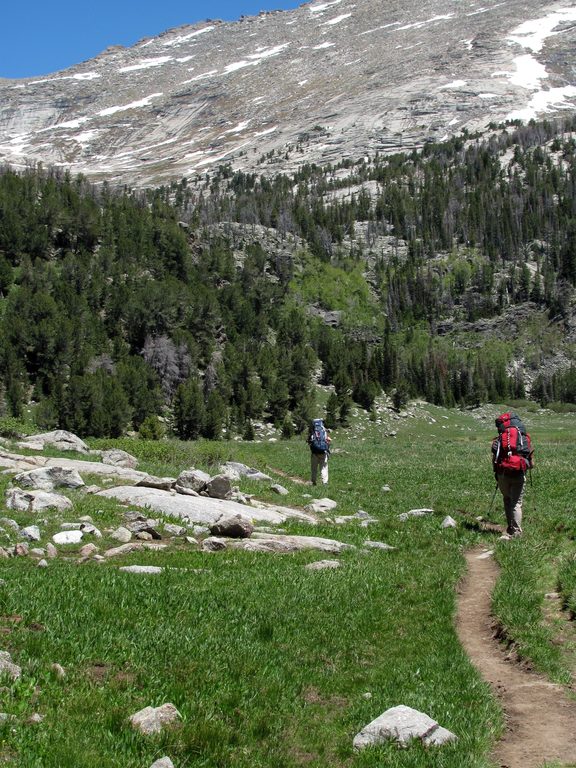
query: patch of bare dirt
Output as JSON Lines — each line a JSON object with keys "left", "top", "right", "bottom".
{"left": 265, "top": 465, "right": 309, "bottom": 485}
{"left": 457, "top": 548, "right": 576, "bottom": 768}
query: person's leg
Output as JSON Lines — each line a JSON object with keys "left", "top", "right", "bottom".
{"left": 497, "top": 474, "right": 524, "bottom": 535}
{"left": 506, "top": 475, "right": 525, "bottom": 536}
{"left": 310, "top": 453, "right": 318, "bottom": 485}
{"left": 319, "top": 454, "right": 329, "bottom": 485}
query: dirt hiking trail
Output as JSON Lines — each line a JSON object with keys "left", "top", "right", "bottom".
{"left": 457, "top": 548, "right": 576, "bottom": 768}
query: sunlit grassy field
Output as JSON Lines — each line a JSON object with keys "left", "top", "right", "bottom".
{"left": 0, "top": 402, "right": 575, "bottom": 767}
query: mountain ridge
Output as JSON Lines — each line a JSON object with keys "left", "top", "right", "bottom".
{"left": 1, "top": 0, "right": 576, "bottom": 187}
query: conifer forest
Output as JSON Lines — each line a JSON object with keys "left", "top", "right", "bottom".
{"left": 1, "top": 118, "right": 576, "bottom": 439}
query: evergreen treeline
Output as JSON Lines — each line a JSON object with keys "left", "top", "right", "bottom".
{"left": 1, "top": 117, "right": 575, "bottom": 438}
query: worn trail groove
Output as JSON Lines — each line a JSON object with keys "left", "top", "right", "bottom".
{"left": 456, "top": 548, "right": 576, "bottom": 768}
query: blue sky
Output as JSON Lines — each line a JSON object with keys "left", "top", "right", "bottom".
{"left": 1, "top": 0, "right": 305, "bottom": 79}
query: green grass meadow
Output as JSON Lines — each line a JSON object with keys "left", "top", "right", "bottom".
{"left": 1, "top": 403, "right": 575, "bottom": 767}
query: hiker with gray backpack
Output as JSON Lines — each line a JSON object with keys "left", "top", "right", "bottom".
{"left": 491, "top": 411, "right": 534, "bottom": 539}
{"left": 307, "top": 418, "right": 331, "bottom": 485}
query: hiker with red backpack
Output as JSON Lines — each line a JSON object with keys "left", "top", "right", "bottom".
{"left": 491, "top": 412, "right": 534, "bottom": 538}
{"left": 307, "top": 418, "right": 331, "bottom": 485}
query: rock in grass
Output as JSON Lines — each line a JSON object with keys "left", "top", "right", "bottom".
{"left": 305, "top": 498, "right": 337, "bottom": 514}
{"left": 12, "top": 467, "right": 85, "bottom": 491}
{"left": 79, "top": 543, "right": 99, "bottom": 558}
{"left": 441, "top": 515, "right": 457, "bottom": 529}
{"left": 7, "top": 488, "right": 73, "bottom": 513}
{"left": 305, "top": 560, "right": 341, "bottom": 570}
{"left": 150, "top": 757, "right": 174, "bottom": 768}
{"left": 103, "top": 542, "right": 167, "bottom": 558}
{"left": 204, "top": 474, "right": 233, "bottom": 500}
{"left": 174, "top": 468, "right": 210, "bottom": 494}
{"left": 101, "top": 449, "right": 139, "bottom": 469}
{"left": 110, "top": 526, "right": 132, "bottom": 543}
{"left": 219, "top": 462, "right": 272, "bottom": 482}
{"left": 163, "top": 523, "right": 187, "bottom": 536}
{"left": 353, "top": 705, "right": 457, "bottom": 749}
{"left": 53, "top": 530, "right": 83, "bottom": 545}
{"left": 209, "top": 514, "right": 254, "bottom": 538}
{"left": 363, "top": 540, "right": 396, "bottom": 551}
{"left": 50, "top": 663, "right": 66, "bottom": 678}
{"left": 129, "top": 703, "right": 181, "bottom": 735}
{"left": 46, "top": 543, "right": 58, "bottom": 558}
{"left": 398, "top": 508, "right": 434, "bottom": 522}
{"left": 271, "top": 484, "right": 289, "bottom": 495}
{"left": 20, "top": 525, "right": 41, "bottom": 542}
{"left": 0, "top": 651, "right": 21, "bottom": 680}
{"left": 119, "top": 565, "right": 164, "bottom": 575}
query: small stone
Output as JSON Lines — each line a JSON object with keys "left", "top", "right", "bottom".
{"left": 163, "top": 523, "right": 187, "bottom": 536}
{"left": 79, "top": 543, "right": 99, "bottom": 558}
{"left": 51, "top": 663, "right": 66, "bottom": 678}
{"left": 129, "top": 703, "right": 181, "bottom": 735}
{"left": 150, "top": 757, "right": 175, "bottom": 768}
{"left": 27, "top": 713, "right": 44, "bottom": 724}
{"left": 37, "top": 559, "right": 49, "bottom": 568}
{"left": 271, "top": 484, "right": 289, "bottom": 495}
{"left": 20, "top": 525, "right": 41, "bottom": 542}
{"left": 441, "top": 516, "right": 457, "bottom": 529}
{"left": 46, "top": 543, "right": 58, "bottom": 558}
{"left": 110, "top": 526, "right": 132, "bottom": 543}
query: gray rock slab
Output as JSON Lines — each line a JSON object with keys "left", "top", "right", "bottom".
{"left": 135, "top": 475, "right": 176, "bottom": 491}
{"left": 104, "top": 542, "right": 168, "bottom": 558}
{"left": 205, "top": 532, "right": 353, "bottom": 554}
{"left": 96, "top": 486, "right": 316, "bottom": 525}
{"left": 19, "top": 430, "right": 90, "bottom": 453}
{"left": 102, "top": 449, "right": 139, "bottom": 468}
{"left": 0, "top": 448, "right": 151, "bottom": 484}
{"left": 353, "top": 705, "right": 457, "bottom": 749}
{"left": 12, "top": 466, "right": 85, "bottom": 491}
{"left": 7, "top": 488, "right": 73, "bottom": 513}
{"left": 306, "top": 498, "right": 337, "bottom": 514}
{"left": 219, "top": 461, "right": 272, "bottom": 482}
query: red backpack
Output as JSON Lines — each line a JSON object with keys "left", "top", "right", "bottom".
{"left": 493, "top": 412, "right": 534, "bottom": 475}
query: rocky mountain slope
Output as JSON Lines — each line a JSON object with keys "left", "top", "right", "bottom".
{"left": 1, "top": 0, "right": 576, "bottom": 188}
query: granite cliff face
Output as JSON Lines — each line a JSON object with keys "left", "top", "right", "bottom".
{"left": 1, "top": 0, "right": 576, "bottom": 187}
